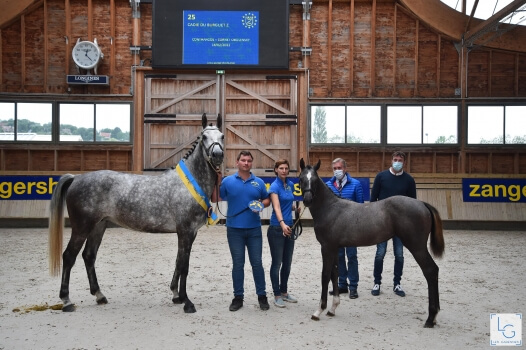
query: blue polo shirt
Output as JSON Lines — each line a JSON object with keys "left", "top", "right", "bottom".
{"left": 220, "top": 172, "right": 269, "bottom": 229}
{"left": 269, "top": 177, "right": 295, "bottom": 227}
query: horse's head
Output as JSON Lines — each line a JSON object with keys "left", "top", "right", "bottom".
{"left": 201, "top": 113, "right": 224, "bottom": 168}
{"left": 299, "top": 158, "right": 321, "bottom": 207}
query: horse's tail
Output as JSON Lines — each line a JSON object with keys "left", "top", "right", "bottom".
{"left": 48, "top": 174, "right": 75, "bottom": 277}
{"left": 424, "top": 202, "right": 445, "bottom": 258}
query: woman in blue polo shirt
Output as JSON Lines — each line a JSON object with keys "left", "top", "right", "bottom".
{"left": 267, "top": 158, "right": 299, "bottom": 308}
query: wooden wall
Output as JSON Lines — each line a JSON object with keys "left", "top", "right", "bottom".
{"left": 1, "top": 0, "right": 525, "bottom": 222}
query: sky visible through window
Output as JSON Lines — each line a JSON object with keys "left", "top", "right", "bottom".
{"left": 441, "top": 0, "right": 526, "bottom": 26}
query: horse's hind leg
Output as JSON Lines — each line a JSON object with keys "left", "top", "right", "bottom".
{"left": 82, "top": 221, "right": 108, "bottom": 306}
{"left": 411, "top": 249, "right": 440, "bottom": 328}
{"left": 171, "top": 231, "right": 197, "bottom": 313}
{"left": 60, "top": 231, "right": 89, "bottom": 312}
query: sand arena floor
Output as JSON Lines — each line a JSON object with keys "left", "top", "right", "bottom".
{"left": 0, "top": 226, "right": 524, "bottom": 349}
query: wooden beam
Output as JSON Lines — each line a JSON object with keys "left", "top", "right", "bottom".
{"left": 327, "top": 0, "right": 333, "bottom": 96}
{"left": 349, "top": 0, "right": 354, "bottom": 94}
{"left": 414, "top": 19, "right": 419, "bottom": 96}
{"left": 21, "top": 15, "right": 26, "bottom": 91}
{"left": 110, "top": 0, "right": 116, "bottom": 92}
{"left": 399, "top": 0, "right": 526, "bottom": 52}
{"left": 393, "top": 4, "right": 397, "bottom": 95}
{"left": 463, "top": 0, "right": 478, "bottom": 33}
{"left": 488, "top": 50, "right": 492, "bottom": 96}
{"left": 65, "top": 0, "right": 70, "bottom": 76}
{"left": 465, "top": 0, "right": 526, "bottom": 42}
{"left": 0, "top": 0, "right": 42, "bottom": 29}
{"left": 515, "top": 53, "right": 519, "bottom": 97}
{"left": 43, "top": 0, "right": 48, "bottom": 92}
{"left": 437, "top": 34, "right": 441, "bottom": 96}
{"left": 0, "top": 30, "right": 2, "bottom": 88}
{"left": 370, "top": 0, "right": 376, "bottom": 97}
{"left": 88, "top": 0, "right": 93, "bottom": 40}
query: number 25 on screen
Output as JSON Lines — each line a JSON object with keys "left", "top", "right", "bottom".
{"left": 187, "top": 13, "right": 195, "bottom": 20}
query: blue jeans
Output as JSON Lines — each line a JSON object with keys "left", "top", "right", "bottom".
{"left": 227, "top": 227, "right": 266, "bottom": 297}
{"left": 373, "top": 236, "right": 404, "bottom": 286}
{"left": 267, "top": 225, "right": 295, "bottom": 297}
{"left": 338, "top": 246, "right": 359, "bottom": 290}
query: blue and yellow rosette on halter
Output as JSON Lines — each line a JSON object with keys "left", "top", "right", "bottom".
{"left": 175, "top": 160, "right": 219, "bottom": 226}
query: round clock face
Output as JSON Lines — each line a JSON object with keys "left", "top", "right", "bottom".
{"left": 72, "top": 41, "right": 102, "bottom": 69}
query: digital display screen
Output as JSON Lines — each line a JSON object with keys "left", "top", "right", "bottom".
{"left": 183, "top": 11, "right": 259, "bottom": 65}
{"left": 153, "top": 0, "right": 288, "bottom": 69}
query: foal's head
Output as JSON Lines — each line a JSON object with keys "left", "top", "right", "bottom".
{"left": 299, "top": 158, "right": 321, "bottom": 207}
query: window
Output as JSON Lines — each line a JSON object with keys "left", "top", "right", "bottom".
{"left": 387, "top": 105, "right": 458, "bottom": 144}
{"left": 60, "top": 104, "right": 94, "bottom": 142}
{"left": 309, "top": 104, "right": 458, "bottom": 145}
{"left": 310, "top": 105, "right": 381, "bottom": 144}
{"left": 468, "top": 105, "right": 526, "bottom": 144}
{"left": 0, "top": 101, "right": 131, "bottom": 143}
{"left": 59, "top": 103, "right": 131, "bottom": 142}
{"left": 0, "top": 102, "right": 53, "bottom": 141}
{"left": 347, "top": 106, "right": 381, "bottom": 143}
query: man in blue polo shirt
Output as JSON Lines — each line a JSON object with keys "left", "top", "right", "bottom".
{"left": 326, "top": 158, "right": 364, "bottom": 299}
{"left": 219, "top": 150, "right": 270, "bottom": 312}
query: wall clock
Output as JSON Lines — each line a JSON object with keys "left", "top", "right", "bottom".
{"left": 72, "top": 38, "right": 104, "bottom": 74}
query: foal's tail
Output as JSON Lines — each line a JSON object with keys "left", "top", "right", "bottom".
{"left": 424, "top": 202, "right": 445, "bottom": 258}
{"left": 48, "top": 174, "right": 75, "bottom": 277}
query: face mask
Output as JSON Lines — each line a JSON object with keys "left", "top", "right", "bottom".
{"left": 333, "top": 169, "right": 345, "bottom": 180}
{"left": 392, "top": 161, "right": 403, "bottom": 172}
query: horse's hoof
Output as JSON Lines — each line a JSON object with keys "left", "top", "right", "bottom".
{"left": 184, "top": 304, "right": 196, "bottom": 313}
{"left": 96, "top": 297, "right": 108, "bottom": 305}
{"left": 62, "top": 304, "right": 76, "bottom": 312}
{"left": 424, "top": 322, "right": 435, "bottom": 328}
{"left": 327, "top": 311, "right": 335, "bottom": 317}
{"left": 172, "top": 297, "right": 183, "bottom": 304}
{"left": 311, "top": 315, "right": 320, "bottom": 321}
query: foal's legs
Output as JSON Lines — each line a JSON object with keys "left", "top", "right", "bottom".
{"left": 326, "top": 252, "right": 340, "bottom": 317}
{"left": 171, "top": 230, "right": 197, "bottom": 313}
{"left": 312, "top": 246, "right": 340, "bottom": 320}
{"left": 82, "top": 221, "right": 108, "bottom": 306}
{"left": 411, "top": 249, "right": 440, "bottom": 328}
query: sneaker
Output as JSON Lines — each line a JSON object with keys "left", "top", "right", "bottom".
{"left": 371, "top": 284, "right": 381, "bottom": 296}
{"left": 349, "top": 289, "right": 359, "bottom": 299}
{"left": 258, "top": 295, "right": 270, "bottom": 310}
{"left": 282, "top": 294, "right": 297, "bottom": 303}
{"left": 274, "top": 297, "right": 286, "bottom": 308}
{"left": 229, "top": 296, "right": 243, "bottom": 311}
{"left": 393, "top": 284, "right": 406, "bottom": 297}
{"left": 329, "top": 287, "right": 348, "bottom": 296}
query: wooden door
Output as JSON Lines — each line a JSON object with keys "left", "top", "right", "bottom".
{"left": 222, "top": 74, "right": 298, "bottom": 177}
{"left": 143, "top": 73, "right": 298, "bottom": 175}
{"left": 143, "top": 74, "right": 221, "bottom": 169}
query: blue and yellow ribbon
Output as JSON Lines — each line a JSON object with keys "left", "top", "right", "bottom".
{"left": 175, "top": 160, "right": 219, "bottom": 226}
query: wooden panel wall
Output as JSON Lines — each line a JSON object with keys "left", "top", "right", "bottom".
{"left": 0, "top": 0, "right": 525, "bottom": 221}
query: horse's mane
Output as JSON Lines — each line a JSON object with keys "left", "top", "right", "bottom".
{"left": 182, "top": 138, "right": 200, "bottom": 161}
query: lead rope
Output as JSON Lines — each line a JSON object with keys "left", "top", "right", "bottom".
{"left": 212, "top": 172, "right": 251, "bottom": 219}
{"left": 288, "top": 201, "right": 304, "bottom": 240}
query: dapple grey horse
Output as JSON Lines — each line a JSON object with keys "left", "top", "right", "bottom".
{"left": 49, "top": 114, "right": 224, "bottom": 313}
{"left": 299, "top": 159, "right": 444, "bottom": 328}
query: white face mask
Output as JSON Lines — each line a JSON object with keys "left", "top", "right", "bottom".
{"left": 333, "top": 169, "right": 345, "bottom": 180}
{"left": 392, "top": 161, "right": 403, "bottom": 172}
